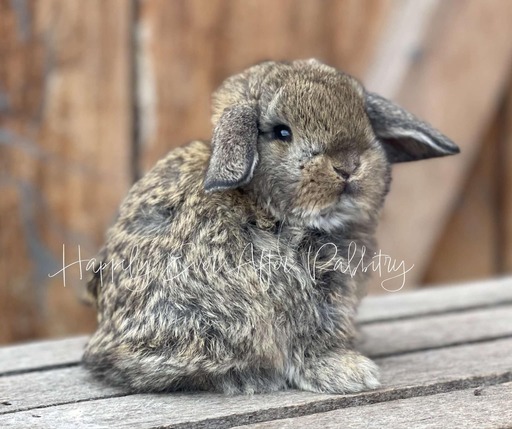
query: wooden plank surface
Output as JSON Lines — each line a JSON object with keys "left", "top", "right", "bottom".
{"left": 0, "top": 278, "right": 510, "bottom": 375}
{"left": 358, "top": 276, "right": 512, "bottom": 323}
{"left": 1, "top": 337, "right": 511, "bottom": 427}
{"left": 0, "top": 336, "right": 87, "bottom": 376}
{"left": 358, "top": 305, "right": 512, "bottom": 358}
{"left": 234, "top": 382, "right": 512, "bottom": 429}
{"left": 0, "top": 0, "right": 132, "bottom": 343}
{"left": 0, "top": 367, "right": 125, "bottom": 415}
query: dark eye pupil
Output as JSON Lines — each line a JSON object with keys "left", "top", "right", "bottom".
{"left": 273, "top": 125, "right": 292, "bottom": 142}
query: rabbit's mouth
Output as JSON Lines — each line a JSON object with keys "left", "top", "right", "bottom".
{"left": 343, "top": 180, "right": 361, "bottom": 197}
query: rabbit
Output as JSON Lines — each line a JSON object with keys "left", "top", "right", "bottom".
{"left": 82, "top": 59, "right": 459, "bottom": 395}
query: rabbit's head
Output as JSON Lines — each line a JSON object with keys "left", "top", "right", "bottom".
{"left": 204, "top": 59, "right": 459, "bottom": 231}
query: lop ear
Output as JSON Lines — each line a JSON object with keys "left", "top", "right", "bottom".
{"left": 204, "top": 105, "right": 259, "bottom": 192}
{"left": 365, "top": 92, "right": 460, "bottom": 163}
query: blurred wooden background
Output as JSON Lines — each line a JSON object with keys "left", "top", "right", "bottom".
{"left": 1, "top": 0, "right": 512, "bottom": 344}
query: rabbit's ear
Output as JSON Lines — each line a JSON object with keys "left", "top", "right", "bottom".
{"left": 365, "top": 92, "right": 460, "bottom": 163}
{"left": 204, "top": 105, "right": 259, "bottom": 192}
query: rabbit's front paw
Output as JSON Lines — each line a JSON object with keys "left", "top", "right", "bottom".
{"left": 293, "top": 350, "right": 380, "bottom": 394}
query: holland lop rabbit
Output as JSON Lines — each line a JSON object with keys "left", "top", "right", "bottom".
{"left": 83, "top": 59, "right": 459, "bottom": 394}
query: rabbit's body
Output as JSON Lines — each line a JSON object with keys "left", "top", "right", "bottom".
{"left": 85, "top": 141, "right": 377, "bottom": 393}
{"left": 84, "top": 60, "right": 459, "bottom": 394}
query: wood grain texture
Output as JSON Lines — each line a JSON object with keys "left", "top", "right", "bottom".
{"left": 364, "top": 0, "right": 441, "bottom": 98}
{"left": 358, "top": 276, "right": 512, "bottom": 323}
{"left": 0, "top": 0, "right": 45, "bottom": 343}
{"left": 0, "top": 0, "right": 132, "bottom": 343}
{"left": 500, "top": 78, "right": 512, "bottom": 273}
{"left": 1, "top": 337, "right": 511, "bottom": 427}
{"left": 0, "top": 336, "right": 87, "bottom": 376}
{"left": 0, "top": 365, "right": 127, "bottom": 410}
{"left": 135, "top": 0, "right": 392, "bottom": 172}
{"left": 235, "top": 382, "right": 512, "bottom": 429}
{"left": 371, "top": 0, "right": 512, "bottom": 290}
{"left": 358, "top": 305, "right": 512, "bottom": 358}
{"left": 423, "top": 119, "right": 500, "bottom": 284}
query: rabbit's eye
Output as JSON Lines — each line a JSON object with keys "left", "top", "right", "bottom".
{"left": 273, "top": 125, "right": 292, "bottom": 142}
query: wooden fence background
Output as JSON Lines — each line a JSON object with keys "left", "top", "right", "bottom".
{"left": 1, "top": 0, "right": 512, "bottom": 344}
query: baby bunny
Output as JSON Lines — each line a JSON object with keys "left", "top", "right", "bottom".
{"left": 83, "top": 59, "right": 459, "bottom": 394}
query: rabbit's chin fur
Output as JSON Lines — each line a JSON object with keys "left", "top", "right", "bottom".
{"left": 83, "top": 59, "right": 458, "bottom": 396}
{"left": 293, "top": 199, "right": 371, "bottom": 233}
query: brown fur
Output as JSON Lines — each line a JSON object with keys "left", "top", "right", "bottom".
{"left": 83, "top": 59, "right": 459, "bottom": 394}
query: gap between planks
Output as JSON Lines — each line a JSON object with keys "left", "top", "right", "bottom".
{"left": 231, "top": 382, "right": 512, "bottom": 429}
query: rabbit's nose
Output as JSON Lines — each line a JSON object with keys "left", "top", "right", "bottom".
{"left": 333, "top": 166, "right": 351, "bottom": 180}
{"left": 332, "top": 160, "right": 360, "bottom": 180}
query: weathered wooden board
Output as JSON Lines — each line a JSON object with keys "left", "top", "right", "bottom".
{"left": 135, "top": 0, "right": 392, "bottom": 172}
{"left": 0, "top": 0, "right": 132, "bottom": 343}
{"left": 358, "top": 277, "right": 512, "bottom": 323}
{"left": 0, "top": 0, "right": 46, "bottom": 343}
{"left": 0, "top": 366, "right": 125, "bottom": 416}
{"left": 1, "top": 279, "right": 511, "bottom": 375}
{"left": 235, "top": 382, "right": 512, "bottom": 429}
{"left": 0, "top": 336, "right": 87, "bottom": 376}
{"left": 0, "top": 332, "right": 512, "bottom": 424}
{"left": 371, "top": 0, "right": 512, "bottom": 290}
{"left": 364, "top": 0, "right": 440, "bottom": 98}
{"left": 1, "top": 335, "right": 511, "bottom": 424}
{"left": 358, "top": 305, "right": 512, "bottom": 358}
{"left": 423, "top": 118, "right": 500, "bottom": 284}
{"left": 501, "top": 78, "right": 512, "bottom": 273}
